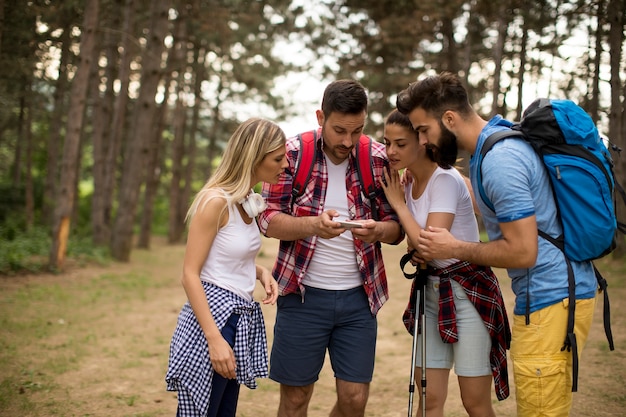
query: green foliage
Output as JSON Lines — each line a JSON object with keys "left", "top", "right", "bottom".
{"left": 66, "top": 234, "right": 112, "bottom": 267}
{"left": 148, "top": 188, "right": 172, "bottom": 237}
{"left": 0, "top": 225, "right": 50, "bottom": 274}
{"left": 0, "top": 178, "right": 114, "bottom": 273}
{"left": 0, "top": 184, "right": 27, "bottom": 226}
{"left": 0, "top": 221, "right": 112, "bottom": 274}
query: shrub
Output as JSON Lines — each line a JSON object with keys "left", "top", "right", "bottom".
{"left": 0, "top": 224, "right": 111, "bottom": 275}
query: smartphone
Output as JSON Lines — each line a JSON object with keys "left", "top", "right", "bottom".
{"left": 337, "top": 220, "right": 364, "bottom": 229}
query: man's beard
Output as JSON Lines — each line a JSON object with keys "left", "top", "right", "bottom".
{"left": 426, "top": 122, "right": 458, "bottom": 169}
{"left": 321, "top": 124, "right": 353, "bottom": 162}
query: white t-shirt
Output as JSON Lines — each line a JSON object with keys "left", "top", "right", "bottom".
{"left": 405, "top": 167, "right": 479, "bottom": 270}
{"left": 303, "top": 155, "right": 361, "bottom": 290}
{"left": 199, "top": 197, "right": 261, "bottom": 301}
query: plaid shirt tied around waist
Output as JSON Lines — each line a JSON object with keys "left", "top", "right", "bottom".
{"left": 402, "top": 260, "right": 511, "bottom": 401}
{"left": 166, "top": 282, "right": 268, "bottom": 415}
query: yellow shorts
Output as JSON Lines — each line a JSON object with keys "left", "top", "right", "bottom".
{"left": 510, "top": 297, "right": 596, "bottom": 417}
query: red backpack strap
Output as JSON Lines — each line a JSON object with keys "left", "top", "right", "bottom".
{"left": 356, "top": 135, "right": 375, "bottom": 197}
{"left": 291, "top": 130, "right": 318, "bottom": 210}
{"left": 355, "top": 135, "right": 378, "bottom": 221}
{"left": 293, "top": 132, "right": 378, "bottom": 220}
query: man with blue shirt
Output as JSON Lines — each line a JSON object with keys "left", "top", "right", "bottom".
{"left": 395, "top": 72, "right": 597, "bottom": 417}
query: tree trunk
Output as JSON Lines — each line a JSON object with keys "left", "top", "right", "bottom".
{"left": 490, "top": 5, "right": 508, "bottom": 117}
{"left": 136, "top": 121, "right": 165, "bottom": 249}
{"left": 608, "top": 0, "right": 625, "bottom": 258}
{"left": 167, "top": 12, "right": 190, "bottom": 244}
{"left": 12, "top": 96, "right": 24, "bottom": 185}
{"left": 461, "top": 2, "right": 476, "bottom": 87}
{"left": 43, "top": 20, "right": 72, "bottom": 226}
{"left": 181, "top": 43, "right": 205, "bottom": 234}
{"left": 24, "top": 89, "right": 34, "bottom": 229}
{"left": 0, "top": 0, "right": 4, "bottom": 52}
{"left": 207, "top": 79, "right": 224, "bottom": 179}
{"left": 49, "top": 0, "right": 99, "bottom": 270}
{"left": 137, "top": 65, "right": 174, "bottom": 249}
{"left": 137, "top": 3, "right": 187, "bottom": 249}
{"left": 589, "top": 0, "right": 604, "bottom": 123}
{"left": 516, "top": 12, "right": 529, "bottom": 121}
{"left": 91, "top": 1, "right": 118, "bottom": 247}
{"left": 96, "top": 0, "right": 136, "bottom": 246}
{"left": 110, "top": 0, "right": 170, "bottom": 261}
{"left": 441, "top": 16, "right": 458, "bottom": 74}
{"left": 167, "top": 93, "right": 188, "bottom": 244}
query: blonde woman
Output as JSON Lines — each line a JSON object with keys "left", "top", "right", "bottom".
{"left": 166, "top": 118, "right": 288, "bottom": 417}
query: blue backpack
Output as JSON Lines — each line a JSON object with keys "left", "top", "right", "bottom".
{"left": 476, "top": 98, "right": 625, "bottom": 392}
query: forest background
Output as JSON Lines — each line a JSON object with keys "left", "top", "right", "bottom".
{"left": 0, "top": 0, "right": 625, "bottom": 270}
{"left": 1, "top": 1, "right": 626, "bottom": 416}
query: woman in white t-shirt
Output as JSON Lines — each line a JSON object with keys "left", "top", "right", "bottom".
{"left": 166, "top": 118, "right": 288, "bottom": 417}
{"left": 381, "top": 109, "right": 510, "bottom": 417}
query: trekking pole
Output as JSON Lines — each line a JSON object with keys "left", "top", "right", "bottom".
{"left": 400, "top": 252, "right": 428, "bottom": 417}
{"left": 418, "top": 266, "right": 427, "bottom": 417}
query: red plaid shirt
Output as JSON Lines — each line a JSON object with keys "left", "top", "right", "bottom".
{"left": 258, "top": 130, "right": 402, "bottom": 315}
{"left": 402, "top": 260, "right": 511, "bottom": 401}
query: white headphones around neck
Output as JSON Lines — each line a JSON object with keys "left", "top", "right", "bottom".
{"left": 239, "top": 190, "right": 267, "bottom": 218}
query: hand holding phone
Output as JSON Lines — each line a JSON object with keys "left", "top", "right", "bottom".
{"left": 337, "top": 220, "right": 364, "bottom": 229}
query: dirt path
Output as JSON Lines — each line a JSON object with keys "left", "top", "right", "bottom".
{"left": 0, "top": 237, "right": 624, "bottom": 416}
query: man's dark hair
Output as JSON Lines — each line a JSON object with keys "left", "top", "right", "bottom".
{"left": 321, "top": 79, "right": 368, "bottom": 118}
{"left": 396, "top": 72, "right": 473, "bottom": 119}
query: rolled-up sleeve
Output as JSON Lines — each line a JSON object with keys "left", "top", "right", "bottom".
{"left": 371, "top": 142, "right": 404, "bottom": 245}
{"left": 258, "top": 140, "right": 299, "bottom": 235}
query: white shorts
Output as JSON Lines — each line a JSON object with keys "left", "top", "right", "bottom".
{"left": 413, "top": 279, "right": 492, "bottom": 377}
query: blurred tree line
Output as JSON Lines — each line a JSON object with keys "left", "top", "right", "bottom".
{"left": 0, "top": 0, "right": 624, "bottom": 271}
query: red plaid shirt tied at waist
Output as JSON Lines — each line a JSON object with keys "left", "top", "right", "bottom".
{"left": 402, "top": 260, "right": 511, "bottom": 401}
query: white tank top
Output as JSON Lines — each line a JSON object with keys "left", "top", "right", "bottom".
{"left": 199, "top": 197, "right": 261, "bottom": 301}
{"left": 303, "top": 155, "right": 361, "bottom": 290}
{"left": 406, "top": 167, "right": 479, "bottom": 270}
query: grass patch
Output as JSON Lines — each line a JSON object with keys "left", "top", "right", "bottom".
{"left": 0, "top": 262, "right": 174, "bottom": 415}
{"left": 0, "top": 378, "right": 37, "bottom": 415}
{"left": 0, "top": 233, "right": 191, "bottom": 416}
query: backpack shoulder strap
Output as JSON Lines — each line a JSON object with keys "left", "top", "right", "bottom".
{"left": 356, "top": 135, "right": 375, "bottom": 195}
{"left": 355, "top": 135, "right": 378, "bottom": 221}
{"left": 292, "top": 130, "right": 318, "bottom": 202}
{"left": 479, "top": 129, "right": 523, "bottom": 158}
{"left": 476, "top": 129, "right": 524, "bottom": 211}
{"left": 293, "top": 132, "right": 379, "bottom": 220}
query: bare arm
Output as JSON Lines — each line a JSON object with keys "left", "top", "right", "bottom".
{"left": 417, "top": 215, "right": 538, "bottom": 269}
{"left": 181, "top": 197, "right": 236, "bottom": 379}
{"left": 462, "top": 174, "right": 480, "bottom": 216}
{"left": 381, "top": 168, "right": 452, "bottom": 254}
{"left": 256, "top": 264, "right": 278, "bottom": 305}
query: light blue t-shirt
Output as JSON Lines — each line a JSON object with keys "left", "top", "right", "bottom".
{"left": 469, "top": 115, "right": 596, "bottom": 315}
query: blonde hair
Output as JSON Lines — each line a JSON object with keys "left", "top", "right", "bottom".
{"left": 186, "top": 117, "right": 286, "bottom": 221}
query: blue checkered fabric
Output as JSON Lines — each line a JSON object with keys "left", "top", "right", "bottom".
{"left": 166, "top": 281, "right": 269, "bottom": 416}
